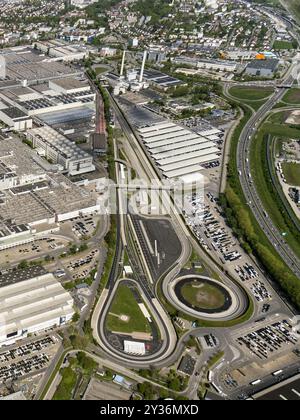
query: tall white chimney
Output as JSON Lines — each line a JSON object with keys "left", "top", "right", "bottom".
{"left": 120, "top": 50, "right": 126, "bottom": 77}
{"left": 139, "top": 50, "right": 147, "bottom": 83}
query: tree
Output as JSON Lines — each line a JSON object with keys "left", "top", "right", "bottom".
{"left": 18, "top": 260, "right": 29, "bottom": 270}
{"left": 69, "top": 245, "right": 78, "bottom": 255}
{"left": 79, "top": 243, "right": 88, "bottom": 252}
{"left": 72, "top": 313, "right": 80, "bottom": 323}
{"left": 137, "top": 382, "right": 156, "bottom": 400}
{"left": 69, "top": 334, "right": 88, "bottom": 350}
{"left": 167, "top": 376, "right": 181, "bottom": 392}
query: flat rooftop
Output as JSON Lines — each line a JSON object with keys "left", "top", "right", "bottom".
{"left": 1, "top": 106, "right": 28, "bottom": 119}
{"left": 0, "top": 136, "right": 97, "bottom": 225}
{"left": 51, "top": 77, "right": 89, "bottom": 91}
{"left": 7, "top": 86, "right": 33, "bottom": 97}
{"left": 0, "top": 136, "right": 45, "bottom": 179}
{"left": 0, "top": 47, "right": 81, "bottom": 82}
{"left": 247, "top": 59, "right": 279, "bottom": 71}
{"left": 142, "top": 69, "right": 184, "bottom": 87}
{"left": 0, "top": 266, "right": 47, "bottom": 289}
{"left": 0, "top": 272, "right": 74, "bottom": 338}
{"left": 0, "top": 175, "right": 97, "bottom": 225}
{"left": 137, "top": 121, "right": 220, "bottom": 179}
{"left": 29, "top": 125, "right": 92, "bottom": 161}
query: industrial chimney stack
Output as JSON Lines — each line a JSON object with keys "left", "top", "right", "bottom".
{"left": 139, "top": 50, "right": 147, "bottom": 83}
{"left": 120, "top": 50, "right": 127, "bottom": 77}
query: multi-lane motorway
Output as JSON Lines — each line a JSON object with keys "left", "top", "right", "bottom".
{"left": 237, "top": 73, "right": 300, "bottom": 279}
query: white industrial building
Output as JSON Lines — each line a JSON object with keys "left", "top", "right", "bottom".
{"left": 173, "top": 57, "right": 239, "bottom": 73}
{"left": 124, "top": 340, "right": 146, "bottom": 356}
{"left": 196, "top": 58, "right": 238, "bottom": 73}
{"left": 27, "top": 125, "right": 95, "bottom": 176}
{"left": 34, "top": 40, "right": 89, "bottom": 62}
{"left": 0, "top": 136, "right": 99, "bottom": 249}
{"left": 0, "top": 107, "right": 32, "bottom": 131}
{"left": 48, "top": 78, "right": 90, "bottom": 95}
{"left": 70, "top": 0, "right": 98, "bottom": 9}
{"left": 0, "top": 80, "right": 95, "bottom": 120}
{"left": 0, "top": 267, "right": 74, "bottom": 347}
{"left": 137, "top": 122, "right": 221, "bottom": 179}
{"left": 0, "top": 224, "right": 35, "bottom": 251}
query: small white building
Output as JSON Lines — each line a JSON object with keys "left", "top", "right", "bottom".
{"left": 124, "top": 340, "right": 146, "bottom": 356}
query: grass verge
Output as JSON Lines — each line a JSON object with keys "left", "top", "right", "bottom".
{"left": 105, "top": 284, "right": 152, "bottom": 334}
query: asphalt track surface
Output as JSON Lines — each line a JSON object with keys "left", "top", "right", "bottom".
{"left": 165, "top": 275, "right": 244, "bottom": 320}
{"left": 95, "top": 278, "right": 179, "bottom": 366}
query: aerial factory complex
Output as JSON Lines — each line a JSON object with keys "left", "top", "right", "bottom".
{"left": 0, "top": 0, "right": 299, "bottom": 403}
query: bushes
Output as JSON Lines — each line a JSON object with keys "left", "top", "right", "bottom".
{"left": 76, "top": 352, "right": 97, "bottom": 374}
{"left": 53, "top": 366, "right": 77, "bottom": 400}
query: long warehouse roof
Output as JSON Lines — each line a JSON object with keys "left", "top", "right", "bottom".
{"left": 146, "top": 133, "right": 201, "bottom": 148}
{"left": 157, "top": 147, "right": 219, "bottom": 167}
{"left": 149, "top": 138, "right": 215, "bottom": 155}
{"left": 154, "top": 142, "right": 216, "bottom": 161}
{"left": 142, "top": 129, "right": 191, "bottom": 143}
{"left": 141, "top": 126, "right": 186, "bottom": 140}
{"left": 138, "top": 121, "right": 221, "bottom": 180}
{"left": 164, "top": 165, "right": 202, "bottom": 179}
{"left": 0, "top": 272, "right": 73, "bottom": 337}
{"left": 199, "top": 129, "right": 222, "bottom": 136}
{"left": 207, "top": 135, "right": 220, "bottom": 141}
{"left": 139, "top": 122, "right": 175, "bottom": 134}
{"left": 164, "top": 154, "right": 219, "bottom": 178}
{"left": 162, "top": 155, "right": 217, "bottom": 172}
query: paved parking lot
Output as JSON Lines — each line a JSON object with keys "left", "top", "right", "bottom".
{"left": 0, "top": 237, "right": 71, "bottom": 266}
{"left": 0, "top": 335, "right": 60, "bottom": 384}
{"left": 250, "top": 281, "right": 272, "bottom": 303}
{"left": 185, "top": 191, "right": 274, "bottom": 308}
{"left": 200, "top": 334, "right": 219, "bottom": 350}
{"left": 0, "top": 354, "right": 50, "bottom": 383}
{"left": 236, "top": 319, "right": 298, "bottom": 361}
{"left": 62, "top": 248, "right": 99, "bottom": 280}
{"left": 187, "top": 192, "right": 242, "bottom": 263}
{"left": 64, "top": 215, "right": 99, "bottom": 239}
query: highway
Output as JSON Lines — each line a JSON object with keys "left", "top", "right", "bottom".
{"left": 219, "top": 358, "right": 300, "bottom": 401}
{"left": 237, "top": 72, "right": 300, "bottom": 279}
